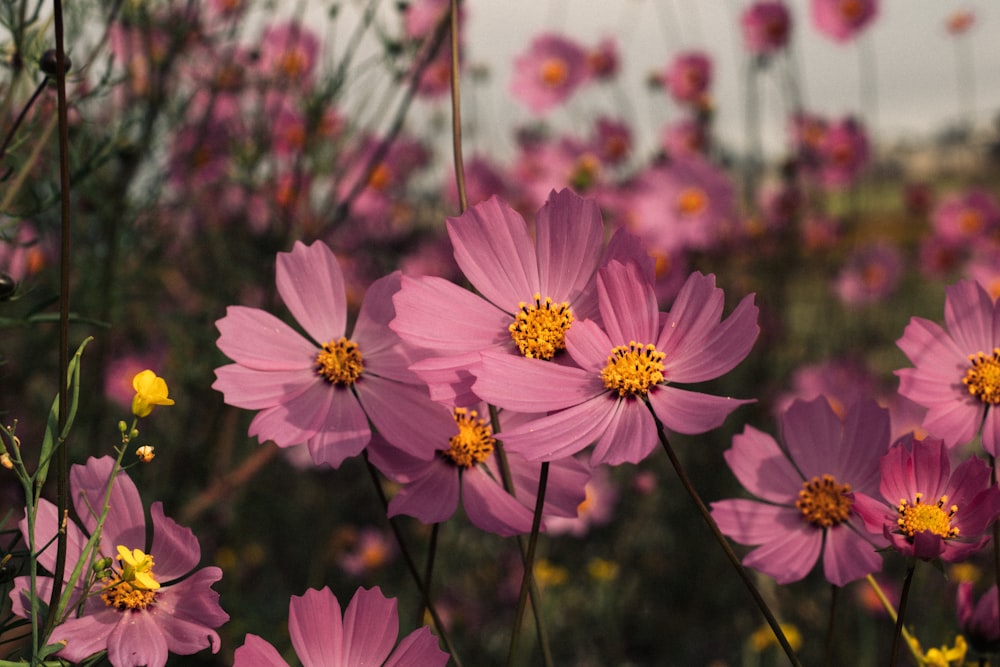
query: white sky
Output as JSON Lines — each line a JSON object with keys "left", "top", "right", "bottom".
{"left": 453, "top": 0, "right": 1000, "bottom": 157}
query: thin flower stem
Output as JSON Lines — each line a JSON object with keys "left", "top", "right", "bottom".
{"left": 362, "top": 453, "right": 464, "bottom": 667}
{"left": 824, "top": 583, "right": 838, "bottom": 667}
{"left": 889, "top": 561, "right": 917, "bottom": 667}
{"left": 0, "top": 78, "right": 46, "bottom": 162}
{"left": 991, "top": 456, "right": 1000, "bottom": 643}
{"left": 43, "top": 0, "right": 74, "bottom": 644}
{"left": 415, "top": 522, "right": 440, "bottom": 627}
{"left": 506, "top": 462, "right": 550, "bottom": 667}
{"left": 652, "top": 412, "right": 802, "bottom": 667}
{"left": 449, "top": 0, "right": 467, "bottom": 214}
{"left": 862, "top": 574, "right": 923, "bottom": 664}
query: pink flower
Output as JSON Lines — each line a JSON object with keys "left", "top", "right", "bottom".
{"left": 811, "top": 0, "right": 879, "bottom": 43}
{"left": 11, "top": 457, "right": 228, "bottom": 667}
{"left": 957, "top": 582, "right": 1000, "bottom": 652}
{"left": 896, "top": 279, "right": 1000, "bottom": 455}
{"left": 586, "top": 37, "right": 619, "bottom": 80}
{"left": 391, "top": 189, "right": 627, "bottom": 405}
{"left": 544, "top": 464, "right": 618, "bottom": 537}
{"left": 213, "top": 241, "right": 443, "bottom": 468}
{"left": 337, "top": 527, "right": 396, "bottom": 577}
{"left": 233, "top": 586, "right": 448, "bottom": 666}
{"left": 932, "top": 189, "right": 1000, "bottom": 244}
{"left": 773, "top": 358, "right": 877, "bottom": 417}
{"left": 474, "top": 262, "right": 758, "bottom": 465}
{"left": 817, "top": 117, "right": 869, "bottom": 188}
{"left": 659, "top": 118, "right": 709, "bottom": 158}
{"left": 662, "top": 51, "right": 712, "bottom": 107}
{"left": 711, "top": 398, "right": 889, "bottom": 585}
{"left": 256, "top": 21, "right": 321, "bottom": 86}
{"left": 741, "top": 2, "right": 792, "bottom": 56}
{"left": 511, "top": 33, "right": 589, "bottom": 113}
{"left": 946, "top": 9, "right": 976, "bottom": 36}
{"left": 367, "top": 405, "right": 590, "bottom": 536}
{"left": 833, "top": 242, "right": 903, "bottom": 307}
{"left": 853, "top": 436, "right": 1000, "bottom": 561}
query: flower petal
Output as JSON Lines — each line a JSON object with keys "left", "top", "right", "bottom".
{"left": 944, "top": 279, "right": 996, "bottom": 355}
{"left": 724, "top": 425, "right": 800, "bottom": 504}
{"left": 498, "top": 394, "right": 619, "bottom": 461}
{"left": 462, "top": 469, "right": 536, "bottom": 536}
{"left": 590, "top": 397, "right": 658, "bottom": 466}
{"left": 342, "top": 587, "right": 398, "bottom": 666}
{"left": 289, "top": 587, "right": 344, "bottom": 666}
{"left": 234, "top": 634, "right": 291, "bottom": 667}
{"left": 384, "top": 627, "right": 450, "bottom": 667}
{"left": 535, "top": 189, "right": 604, "bottom": 302}
{"left": 216, "top": 306, "right": 317, "bottom": 371}
{"left": 212, "top": 365, "right": 318, "bottom": 410}
{"left": 276, "top": 241, "right": 347, "bottom": 344}
{"left": 822, "top": 525, "right": 883, "bottom": 586}
{"left": 149, "top": 502, "right": 200, "bottom": 580}
{"left": 474, "top": 351, "right": 603, "bottom": 412}
{"left": 387, "top": 461, "right": 459, "bottom": 524}
{"left": 596, "top": 260, "right": 658, "bottom": 344}
{"left": 106, "top": 608, "right": 169, "bottom": 667}
{"left": 648, "top": 385, "right": 752, "bottom": 434}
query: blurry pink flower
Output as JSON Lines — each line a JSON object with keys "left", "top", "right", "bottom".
{"left": 474, "top": 263, "right": 758, "bottom": 465}
{"left": 404, "top": 0, "right": 452, "bottom": 39}
{"left": 789, "top": 111, "right": 828, "bottom": 172}
{"left": 957, "top": 582, "right": 1000, "bottom": 652}
{"left": 391, "top": 190, "right": 621, "bottom": 404}
{"left": 801, "top": 214, "right": 842, "bottom": 250}
{"left": 445, "top": 154, "right": 512, "bottom": 208}
{"left": 756, "top": 182, "right": 799, "bottom": 232}
{"left": 630, "top": 157, "right": 737, "bottom": 255}
{"left": 818, "top": 117, "right": 869, "bottom": 188}
{"left": 896, "top": 279, "right": 1000, "bottom": 455}
{"left": 257, "top": 21, "right": 320, "bottom": 86}
{"left": 932, "top": 189, "right": 1000, "bottom": 245}
{"left": 712, "top": 398, "right": 889, "bottom": 585}
{"left": 511, "top": 137, "right": 604, "bottom": 210}
{"left": 544, "top": 464, "right": 618, "bottom": 536}
{"left": 833, "top": 242, "right": 903, "bottom": 307}
{"left": 0, "top": 222, "right": 44, "bottom": 281}
{"left": 965, "top": 246, "right": 1000, "bottom": 301}
{"left": 660, "top": 118, "right": 709, "bottom": 158}
{"left": 367, "top": 405, "right": 590, "bottom": 536}
{"left": 213, "top": 241, "right": 442, "bottom": 468}
{"left": 774, "top": 357, "right": 877, "bottom": 417}
{"left": 234, "top": 586, "right": 448, "bottom": 666}
{"left": 741, "top": 1, "right": 792, "bottom": 55}
{"left": 946, "top": 9, "right": 976, "bottom": 36}
{"left": 662, "top": 51, "right": 712, "bottom": 107}
{"left": 853, "top": 435, "right": 1000, "bottom": 561}
{"left": 586, "top": 37, "right": 619, "bottom": 80}
{"left": 511, "top": 34, "right": 589, "bottom": 113}
{"left": 811, "top": 0, "right": 879, "bottom": 42}
{"left": 11, "top": 457, "right": 228, "bottom": 667}
{"left": 591, "top": 116, "right": 631, "bottom": 165}
{"left": 338, "top": 527, "right": 396, "bottom": 577}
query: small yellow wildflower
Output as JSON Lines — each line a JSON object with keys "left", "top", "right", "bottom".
{"left": 131, "top": 370, "right": 175, "bottom": 418}
{"left": 135, "top": 445, "right": 155, "bottom": 463}
{"left": 116, "top": 546, "right": 160, "bottom": 591}
{"left": 748, "top": 623, "right": 803, "bottom": 653}
{"left": 908, "top": 635, "right": 967, "bottom": 667}
{"left": 586, "top": 557, "right": 620, "bottom": 582}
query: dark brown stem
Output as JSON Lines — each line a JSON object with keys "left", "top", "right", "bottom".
{"left": 449, "top": 0, "right": 466, "bottom": 214}
{"left": 889, "top": 561, "right": 916, "bottom": 667}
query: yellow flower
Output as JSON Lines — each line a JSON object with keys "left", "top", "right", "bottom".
{"left": 131, "top": 370, "right": 175, "bottom": 418}
{"left": 116, "top": 545, "right": 160, "bottom": 591}
{"left": 909, "top": 635, "right": 967, "bottom": 667}
{"left": 748, "top": 623, "right": 803, "bottom": 653}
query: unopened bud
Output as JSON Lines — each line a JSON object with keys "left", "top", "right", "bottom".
{"left": 39, "top": 49, "right": 71, "bottom": 76}
{"left": 92, "top": 556, "right": 113, "bottom": 573}
{"left": 118, "top": 421, "right": 128, "bottom": 434}
{"left": 135, "top": 445, "right": 155, "bottom": 463}
{"left": 0, "top": 453, "right": 11, "bottom": 469}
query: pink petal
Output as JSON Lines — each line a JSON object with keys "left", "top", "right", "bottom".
{"left": 391, "top": 275, "right": 511, "bottom": 351}
{"left": 741, "top": 521, "right": 822, "bottom": 584}
{"left": 71, "top": 456, "right": 145, "bottom": 552}
{"left": 154, "top": 567, "right": 229, "bottom": 643}
{"left": 367, "top": 435, "right": 439, "bottom": 482}
{"left": 822, "top": 525, "right": 883, "bottom": 586}
{"left": 657, "top": 272, "right": 724, "bottom": 354}
{"left": 276, "top": 241, "right": 347, "bottom": 344}
{"left": 304, "top": 391, "right": 372, "bottom": 468}
{"left": 498, "top": 394, "right": 620, "bottom": 461}
{"left": 410, "top": 352, "right": 487, "bottom": 406}
{"left": 660, "top": 290, "right": 759, "bottom": 383}
{"left": 54, "top": 611, "right": 119, "bottom": 663}
{"left": 564, "top": 318, "right": 615, "bottom": 372}
{"left": 474, "top": 351, "right": 603, "bottom": 412}
{"left": 535, "top": 189, "right": 604, "bottom": 301}
{"left": 835, "top": 399, "right": 891, "bottom": 493}
{"left": 920, "top": 399, "right": 982, "bottom": 449}
{"left": 247, "top": 382, "right": 355, "bottom": 449}
{"left": 505, "top": 453, "right": 590, "bottom": 519}
{"left": 896, "top": 317, "right": 966, "bottom": 370}
{"left": 944, "top": 279, "right": 996, "bottom": 355}
{"left": 384, "top": 627, "right": 450, "bottom": 667}
{"left": 216, "top": 306, "right": 317, "bottom": 371}
{"left": 711, "top": 499, "right": 802, "bottom": 544}
{"left": 106, "top": 609, "right": 169, "bottom": 667}
{"left": 149, "top": 502, "right": 200, "bottom": 579}
{"left": 447, "top": 196, "right": 540, "bottom": 309}
{"left": 781, "top": 398, "right": 844, "bottom": 478}
{"left": 462, "top": 468, "right": 537, "bottom": 535}
{"left": 724, "top": 426, "right": 800, "bottom": 504}
{"left": 26, "top": 499, "right": 87, "bottom": 579}
{"left": 596, "top": 261, "right": 658, "bottom": 344}
{"left": 342, "top": 587, "right": 399, "bottom": 666}
{"left": 387, "top": 462, "right": 459, "bottom": 524}
{"left": 647, "top": 385, "right": 752, "bottom": 434}
{"left": 985, "top": 407, "right": 1000, "bottom": 457}
{"left": 851, "top": 492, "right": 894, "bottom": 535}
{"left": 212, "top": 365, "right": 318, "bottom": 410}
{"left": 234, "top": 635, "right": 290, "bottom": 667}
{"left": 590, "top": 397, "right": 658, "bottom": 465}
{"left": 355, "top": 377, "right": 453, "bottom": 459}
{"left": 289, "top": 587, "right": 344, "bottom": 666}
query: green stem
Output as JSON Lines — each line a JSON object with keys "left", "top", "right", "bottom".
{"left": 506, "top": 462, "right": 549, "bottom": 667}
{"left": 653, "top": 411, "right": 802, "bottom": 667}
{"left": 889, "top": 561, "right": 917, "bottom": 667}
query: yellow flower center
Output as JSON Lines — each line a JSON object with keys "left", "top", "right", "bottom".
{"left": 539, "top": 58, "right": 568, "bottom": 87}
{"left": 896, "top": 493, "right": 960, "bottom": 539}
{"left": 795, "top": 475, "right": 853, "bottom": 527}
{"left": 508, "top": 294, "right": 575, "bottom": 360}
{"left": 442, "top": 408, "right": 495, "bottom": 468}
{"left": 676, "top": 187, "right": 708, "bottom": 216}
{"left": 600, "top": 342, "right": 665, "bottom": 397}
{"left": 101, "top": 546, "right": 160, "bottom": 611}
{"left": 963, "top": 349, "right": 1000, "bottom": 405}
{"left": 315, "top": 338, "right": 364, "bottom": 386}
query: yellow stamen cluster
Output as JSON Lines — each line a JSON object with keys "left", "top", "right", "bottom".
{"left": 795, "top": 475, "right": 853, "bottom": 527}
{"left": 509, "top": 294, "right": 574, "bottom": 360}
{"left": 101, "top": 546, "right": 160, "bottom": 611}
{"left": 600, "top": 342, "right": 666, "bottom": 397}
{"left": 963, "top": 349, "right": 1000, "bottom": 405}
{"left": 676, "top": 187, "right": 708, "bottom": 216}
{"left": 896, "top": 492, "right": 959, "bottom": 539}
{"left": 442, "top": 408, "right": 495, "bottom": 468}
{"left": 315, "top": 338, "right": 364, "bottom": 386}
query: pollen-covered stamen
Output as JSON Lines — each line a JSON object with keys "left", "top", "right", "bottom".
{"left": 316, "top": 337, "right": 364, "bottom": 386}
{"left": 795, "top": 475, "right": 853, "bottom": 527}
{"left": 101, "top": 546, "right": 160, "bottom": 611}
{"left": 442, "top": 408, "right": 495, "bottom": 468}
{"left": 963, "top": 348, "right": 1000, "bottom": 405}
{"left": 600, "top": 342, "right": 666, "bottom": 397}
{"left": 509, "top": 294, "right": 575, "bottom": 360}
{"left": 896, "top": 492, "right": 960, "bottom": 539}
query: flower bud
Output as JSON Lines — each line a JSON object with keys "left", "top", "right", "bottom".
{"left": 39, "top": 49, "right": 71, "bottom": 76}
{"left": 135, "top": 445, "right": 155, "bottom": 463}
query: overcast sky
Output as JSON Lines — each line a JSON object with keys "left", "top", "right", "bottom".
{"left": 454, "top": 0, "right": 1000, "bottom": 157}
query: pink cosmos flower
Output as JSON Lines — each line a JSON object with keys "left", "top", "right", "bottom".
{"left": 711, "top": 398, "right": 888, "bottom": 586}
{"left": 853, "top": 435, "right": 1000, "bottom": 561}
{"left": 474, "top": 261, "right": 758, "bottom": 465}
{"left": 896, "top": 279, "right": 1000, "bottom": 455}
{"left": 817, "top": 117, "right": 869, "bottom": 188}
{"left": 811, "top": 0, "right": 879, "bottom": 43}
{"left": 946, "top": 10, "right": 976, "bottom": 36}
{"left": 741, "top": 1, "right": 792, "bottom": 56}
{"left": 662, "top": 51, "right": 712, "bottom": 108}
{"left": 511, "top": 33, "right": 589, "bottom": 113}
{"left": 773, "top": 358, "right": 877, "bottom": 417}
{"left": 544, "top": 464, "right": 618, "bottom": 537}
{"left": 932, "top": 189, "right": 1000, "bottom": 244}
{"left": 233, "top": 586, "right": 448, "bottom": 666}
{"left": 833, "top": 242, "right": 903, "bottom": 307}
{"left": 391, "top": 189, "right": 626, "bottom": 405}
{"left": 591, "top": 116, "right": 631, "bottom": 165}
{"left": 337, "top": 527, "right": 396, "bottom": 577}
{"left": 213, "top": 241, "right": 443, "bottom": 468}
{"left": 256, "top": 21, "right": 321, "bottom": 87}
{"left": 586, "top": 37, "right": 619, "bottom": 80}
{"left": 0, "top": 222, "right": 45, "bottom": 281}
{"left": 367, "top": 403, "right": 590, "bottom": 536}
{"left": 10, "top": 457, "right": 228, "bottom": 667}
{"left": 957, "top": 582, "right": 1000, "bottom": 652}
{"left": 660, "top": 118, "right": 709, "bottom": 158}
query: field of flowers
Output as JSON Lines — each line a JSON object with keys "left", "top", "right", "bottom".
{"left": 2, "top": 0, "right": 1000, "bottom": 665}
